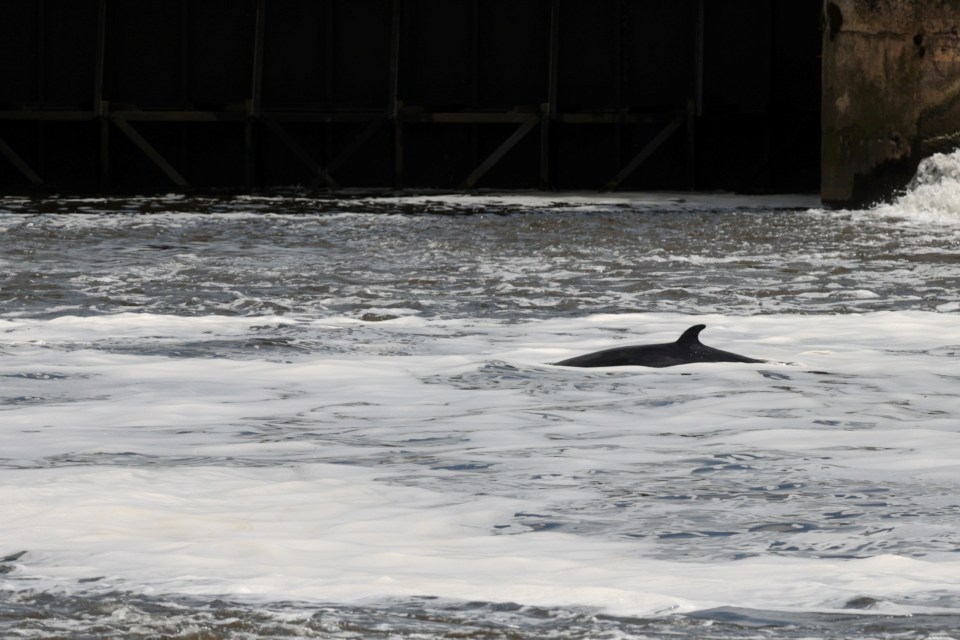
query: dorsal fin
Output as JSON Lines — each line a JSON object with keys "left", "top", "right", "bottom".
{"left": 676, "top": 324, "right": 706, "bottom": 345}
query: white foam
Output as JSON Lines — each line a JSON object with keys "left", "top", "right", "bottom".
{"left": 3, "top": 311, "right": 960, "bottom": 615}
{"left": 872, "top": 148, "right": 960, "bottom": 224}
{"left": 4, "top": 463, "right": 960, "bottom": 616}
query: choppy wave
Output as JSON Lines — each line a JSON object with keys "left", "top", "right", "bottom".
{"left": 2, "top": 193, "right": 960, "bottom": 320}
{"left": 2, "top": 186, "right": 960, "bottom": 638}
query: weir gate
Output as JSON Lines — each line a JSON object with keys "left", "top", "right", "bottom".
{"left": 1, "top": 1, "right": 824, "bottom": 197}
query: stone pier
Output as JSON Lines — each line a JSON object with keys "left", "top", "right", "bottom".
{"left": 822, "top": 0, "right": 960, "bottom": 207}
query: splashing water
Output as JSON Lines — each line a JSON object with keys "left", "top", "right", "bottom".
{"left": 875, "top": 148, "right": 960, "bottom": 223}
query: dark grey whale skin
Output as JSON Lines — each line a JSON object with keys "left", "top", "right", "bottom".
{"left": 554, "top": 324, "right": 765, "bottom": 368}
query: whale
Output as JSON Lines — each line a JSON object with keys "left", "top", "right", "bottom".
{"left": 554, "top": 324, "right": 765, "bottom": 368}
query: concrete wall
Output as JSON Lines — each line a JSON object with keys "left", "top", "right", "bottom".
{"left": 822, "top": 0, "right": 960, "bottom": 207}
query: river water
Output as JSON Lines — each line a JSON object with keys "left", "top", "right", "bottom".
{"left": 2, "top": 154, "right": 960, "bottom": 638}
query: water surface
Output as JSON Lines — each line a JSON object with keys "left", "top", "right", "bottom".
{"left": 2, "top": 178, "right": 960, "bottom": 638}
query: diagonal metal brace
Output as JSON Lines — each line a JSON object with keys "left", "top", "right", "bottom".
{"left": 459, "top": 118, "right": 540, "bottom": 189}
{"left": 0, "top": 135, "right": 44, "bottom": 185}
{"left": 261, "top": 116, "right": 338, "bottom": 189}
{"left": 604, "top": 116, "right": 683, "bottom": 191}
{"left": 111, "top": 117, "right": 190, "bottom": 188}
{"left": 326, "top": 115, "right": 388, "bottom": 177}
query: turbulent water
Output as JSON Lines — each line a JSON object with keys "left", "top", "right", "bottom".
{"left": 2, "top": 156, "right": 960, "bottom": 638}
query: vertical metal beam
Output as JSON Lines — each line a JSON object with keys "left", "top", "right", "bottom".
{"left": 180, "top": 0, "right": 189, "bottom": 105}
{"left": 250, "top": 0, "right": 266, "bottom": 118}
{"left": 469, "top": 0, "right": 480, "bottom": 109}
{"left": 693, "top": 0, "right": 705, "bottom": 117}
{"left": 686, "top": 99, "right": 697, "bottom": 189}
{"left": 95, "top": 0, "right": 109, "bottom": 188}
{"left": 245, "top": 123, "right": 257, "bottom": 190}
{"left": 687, "top": 0, "right": 706, "bottom": 189}
{"left": 99, "top": 108, "right": 110, "bottom": 187}
{"left": 37, "top": 125, "right": 46, "bottom": 188}
{"left": 36, "top": 0, "right": 46, "bottom": 181}
{"left": 389, "top": 0, "right": 404, "bottom": 189}
{"left": 763, "top": 0, "right": 777, "bottom": 190}
{"left": 540, "top": 0, "right": 559, "bottom": 190}
{"left": 94, "top": 0, "right": 106, "bottom": 115}
{"left": 616, "top": 0, "right": 627, "bottom": 109}
{"left": 546, "top": 0, "right": 559, "bottom": 119}
{"left": 323, "top": 0, "right": 335, "bottom": 165}
{"left": 180, "top": 0, "right": 190, "bottom": 177}
{"left": 247, "top": 0, "right": 266, "bottom": 188}
{"left": 614, "top": 0, "right": 626, "bottom": 179}
{"left": 469, "top": 0, "right": 480, "bottom": 173}
{"left": 393, "top": 116, "right": 405, "bottom": 190}
{"left": 388, "top": 0, "right": 400, "bottom": 112}
{"left": 324, "top": 0, "right": 334, "bottom": 102}
{"left": 37, "top": 0, "right": 45, "bottom": 103}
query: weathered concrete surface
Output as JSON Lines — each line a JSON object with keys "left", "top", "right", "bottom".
{"left": 822, "top": 0, "right": 960, "bottom": 207}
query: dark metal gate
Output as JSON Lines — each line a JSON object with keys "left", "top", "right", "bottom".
{"left": 0, "top": 0, "right": 821, "bottom": 194}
